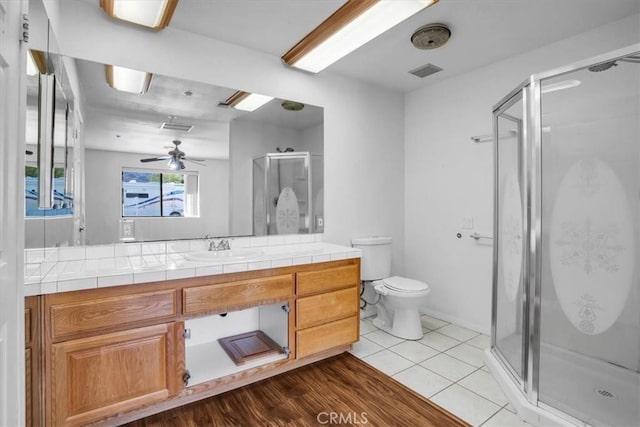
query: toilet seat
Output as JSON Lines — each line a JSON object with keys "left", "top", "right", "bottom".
{"left": 376, "top": 276, "right": 430, "bottom": 293}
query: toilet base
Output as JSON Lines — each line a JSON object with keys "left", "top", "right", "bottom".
{"left": 373, "top": 307, "right": 424, "bottom": 340}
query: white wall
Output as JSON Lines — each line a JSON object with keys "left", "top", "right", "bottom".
{"left": 0, "top": 0, "right": 27, "bottom": 424}
{"left": 85, "top": 149, "right": 229, "bottom": 244}
{"left": 301, "top": 123, "right": 324, "bottom": 154}
{"left": 49, "top": 0, "right": 406, "bottom": 271}
{"left": 404, "top": 14, "right": 640, "bottom": 333}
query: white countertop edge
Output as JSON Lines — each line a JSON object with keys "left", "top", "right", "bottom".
{"left": 25, "top": 242, "right": 361, "bottom": 295}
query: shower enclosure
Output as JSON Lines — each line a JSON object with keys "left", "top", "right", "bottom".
{"left": 252, "top": 152, "right": 323, "bottom": 235}
{"left": 487, "top": 44, "right": 640, "bottom": 426}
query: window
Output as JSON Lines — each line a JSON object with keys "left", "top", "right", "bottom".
{"left": 25, "top": 164, "right": 73, "bottom": 217}
{"left": 121, "top": 169, "right": 199, "bottom": 217}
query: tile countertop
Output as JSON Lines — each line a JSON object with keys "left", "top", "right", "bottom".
{"left": 23, "top": 235, "right": 361, "bottom": 296}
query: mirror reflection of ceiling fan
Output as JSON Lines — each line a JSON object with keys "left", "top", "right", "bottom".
{"left": 140, "top": 139, "right": 205, "bottom": 170}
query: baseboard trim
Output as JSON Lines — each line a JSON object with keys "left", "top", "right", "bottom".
{"left": 418, "top": 307, "right": 489, "bottom": 336}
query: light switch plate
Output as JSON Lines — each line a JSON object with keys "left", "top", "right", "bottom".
{"left": 461, "top": 216, "right": 473, "bottom": 229}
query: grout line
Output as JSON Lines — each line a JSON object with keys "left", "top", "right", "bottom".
{"left": 359, "top": 315, "right": 505, "bottom": 425}
{"left": 477, "top": 405, "right": 504, "bottom": 427}
{"left": 501, "top": 402, "right": 516, "bottom": 414}
{"left": 456, "top": 375, "right": 507, "bottom": 407}
{"left": 441, "top": 341, "right": 486, "bottom": 369}
{"left": 426, "top": 381, "right": 456, "bottom": 400}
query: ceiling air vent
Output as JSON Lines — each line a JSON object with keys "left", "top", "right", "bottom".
{"left": 409, "top": 63, "right": 442, "bottom": 78}
{"left": 161, "top": 122, "right": 194, "bottom": 132}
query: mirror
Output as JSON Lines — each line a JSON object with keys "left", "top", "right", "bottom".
{"left": 24, "top": 56, "right": 324, "bottom": 248}
{"left": 24, "top": 5, "right": 82, "bottom": 250}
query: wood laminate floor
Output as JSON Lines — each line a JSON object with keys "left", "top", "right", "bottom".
{"left": 123, "top": 352, "right": 470, "bottom": 427}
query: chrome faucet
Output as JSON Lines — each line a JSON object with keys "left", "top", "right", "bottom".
{"left": 208, "top": 238, "right": 230, "bottom": 251}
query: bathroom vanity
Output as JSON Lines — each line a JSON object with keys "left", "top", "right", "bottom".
{"left": 23, "top": 240, "right": 361, "bottom": 426}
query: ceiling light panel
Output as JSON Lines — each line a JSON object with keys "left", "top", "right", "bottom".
{"left": 283, "top": 0, "right": 439, "bottom": 73}
{"left": 225, "top": 91, "right": 274, "bottom": 112}
{"left": 105, "top": 65, "right": 153, "bottom": 94}
{"left": 100, "top": 0, "right": 179, "bottom": 29}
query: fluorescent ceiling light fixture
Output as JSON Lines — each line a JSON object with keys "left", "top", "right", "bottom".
{"left": 225, "top": 91, "right": 274, "bottom": 112}
{"left": 282, "top": 0, "right": 439, "bottom": 73}
{"left": 541, "top": 79, "right": 581, "bottom": 94}
{"left": 100, "top": 0, "right": 178, "bottom": 29}
{"left": 105, "top": 65, "right": 153, "bottom": 94}
{"left": 26, "top": 50, "right": 46, "bottom": 76}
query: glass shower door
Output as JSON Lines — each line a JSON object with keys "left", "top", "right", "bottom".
{"left": 493, "top": 93, "right": 526, "bottom": 385}
{"left": 267, "top": 154, "right": 310, "bottom": 235}
{"left": 538, "top": 55, "right": 640, "bottom": 426}
{"left": 253, "top": 152, "right": 314, "bottom": 236}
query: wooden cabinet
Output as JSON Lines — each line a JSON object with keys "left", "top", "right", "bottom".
{"left": 295, "top": 263, "right": 360, "bottom": 358}
{"left": 296, "top": 286, "right": 359, "bottom": 329}
{"left": 25, "top": 296, "right": 41, "bottom": 427}
{"left": 183, "top": 274, "right": 293, "bottom": 316}
{"left": 296, "top": 264, "right": 360, "bottom": 296}
{"left": 49, "top": 323, "right": 180, "bottom": 426}
{"left": 297, "top": 316, "right": 359, "bottom": 358}
{"left": 48, "top": 288, "right": 178, "bottom": 340}
{"left": 34, "top": 258, "right": 359, "bottom": 426}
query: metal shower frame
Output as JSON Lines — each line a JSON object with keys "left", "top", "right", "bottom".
{"left": 489, "top": 43, "right": 640, "bottom": 424}
{"left": 254, "top": 151, "right": 313, "bottom": 235}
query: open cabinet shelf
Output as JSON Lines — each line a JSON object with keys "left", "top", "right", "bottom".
{"left": 184, "top": 302, "right": 290, "bottom": 387}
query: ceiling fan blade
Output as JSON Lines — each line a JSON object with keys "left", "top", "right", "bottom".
{"left": 183, "top": 158, "right": 207, "bottom": 166}
{"left": 140, "top": 155, "right": 171, "bottom": 163}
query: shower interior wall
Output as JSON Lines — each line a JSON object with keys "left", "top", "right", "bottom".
{"left": 404, "top": 13, "right": 640, "bottom": 334}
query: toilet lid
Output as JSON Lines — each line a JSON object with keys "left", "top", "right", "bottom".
{"left": 382, "top": 276, "right": 429, "bottom": 292}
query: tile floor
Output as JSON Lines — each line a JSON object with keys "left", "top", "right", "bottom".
{"left": 350, "top": 314, "right": 532, "bottom": 427}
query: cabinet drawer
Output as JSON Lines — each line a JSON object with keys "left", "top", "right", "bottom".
{"left": 296, "top": 264, "right": 359, "bottom": 296}
{"left": 297, "top": 287, "right": 358, "bottom": 329}
{"left": 183, "top": 274, "right": 293, "bottom": 316}
{"left": 50, "top": 290, "right": 178, "bottom": 340}
{"left": 296, "top": 316, "right": 358, "bottom": 358}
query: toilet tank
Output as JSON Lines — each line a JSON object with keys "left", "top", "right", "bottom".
{"left": 351, "top": 236, "right": 392, "bottom": 281}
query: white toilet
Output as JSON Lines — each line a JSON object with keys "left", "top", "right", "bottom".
{"left": 352, "top": 236, "right": 430, "bottom": 340}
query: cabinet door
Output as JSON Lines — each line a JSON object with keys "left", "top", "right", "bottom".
{"left": 25, "top": 296, "right": 40, "bottom": 427}
{"left": 50, "top": 323, "right": 180, "bottom": 426}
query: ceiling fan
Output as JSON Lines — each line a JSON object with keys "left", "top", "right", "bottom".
{"left": 140, "top": 140, "right": 205, "bottom": 170}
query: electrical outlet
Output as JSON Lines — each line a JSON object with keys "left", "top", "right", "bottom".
{"left": 461, "top": 216, "right": 473, "bottom": 229}
{"left": 316, "top": 216, "right": 324, "bottom": 229}
{"left": 120, "top": 219, "right": 135, "bottom": 241}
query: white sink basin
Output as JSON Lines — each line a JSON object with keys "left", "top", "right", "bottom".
{"left": 185, "top": 249, "right": 264, "bottom": 263}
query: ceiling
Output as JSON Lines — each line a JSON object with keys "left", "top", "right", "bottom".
{"left": 63, "top": 0, "right": 638, "bottom": 159}
{"left": 169, "top": 0, "right": 640, "bottom": 92}
{"left": 68, "top": 57, "right": 323, "bottom": 159}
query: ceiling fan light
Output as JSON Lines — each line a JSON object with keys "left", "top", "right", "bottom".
{"left": 283, "top": 0, "right": 439, "bottom": 73}
{"left": 105, "top": 64, "right": 152, "bottom": 94}
{"left": 100, "top": 0, "right": 179, "bottom": 30}
{"left": 168, "top": 157, "right": 178, "bottom": 170}
{"left": 225, "top": 91, "right": 274, "bottom": 112}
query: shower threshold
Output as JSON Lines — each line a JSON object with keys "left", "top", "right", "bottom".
{"left": 485, "top": 347, "right": 640, "bottom": 427}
